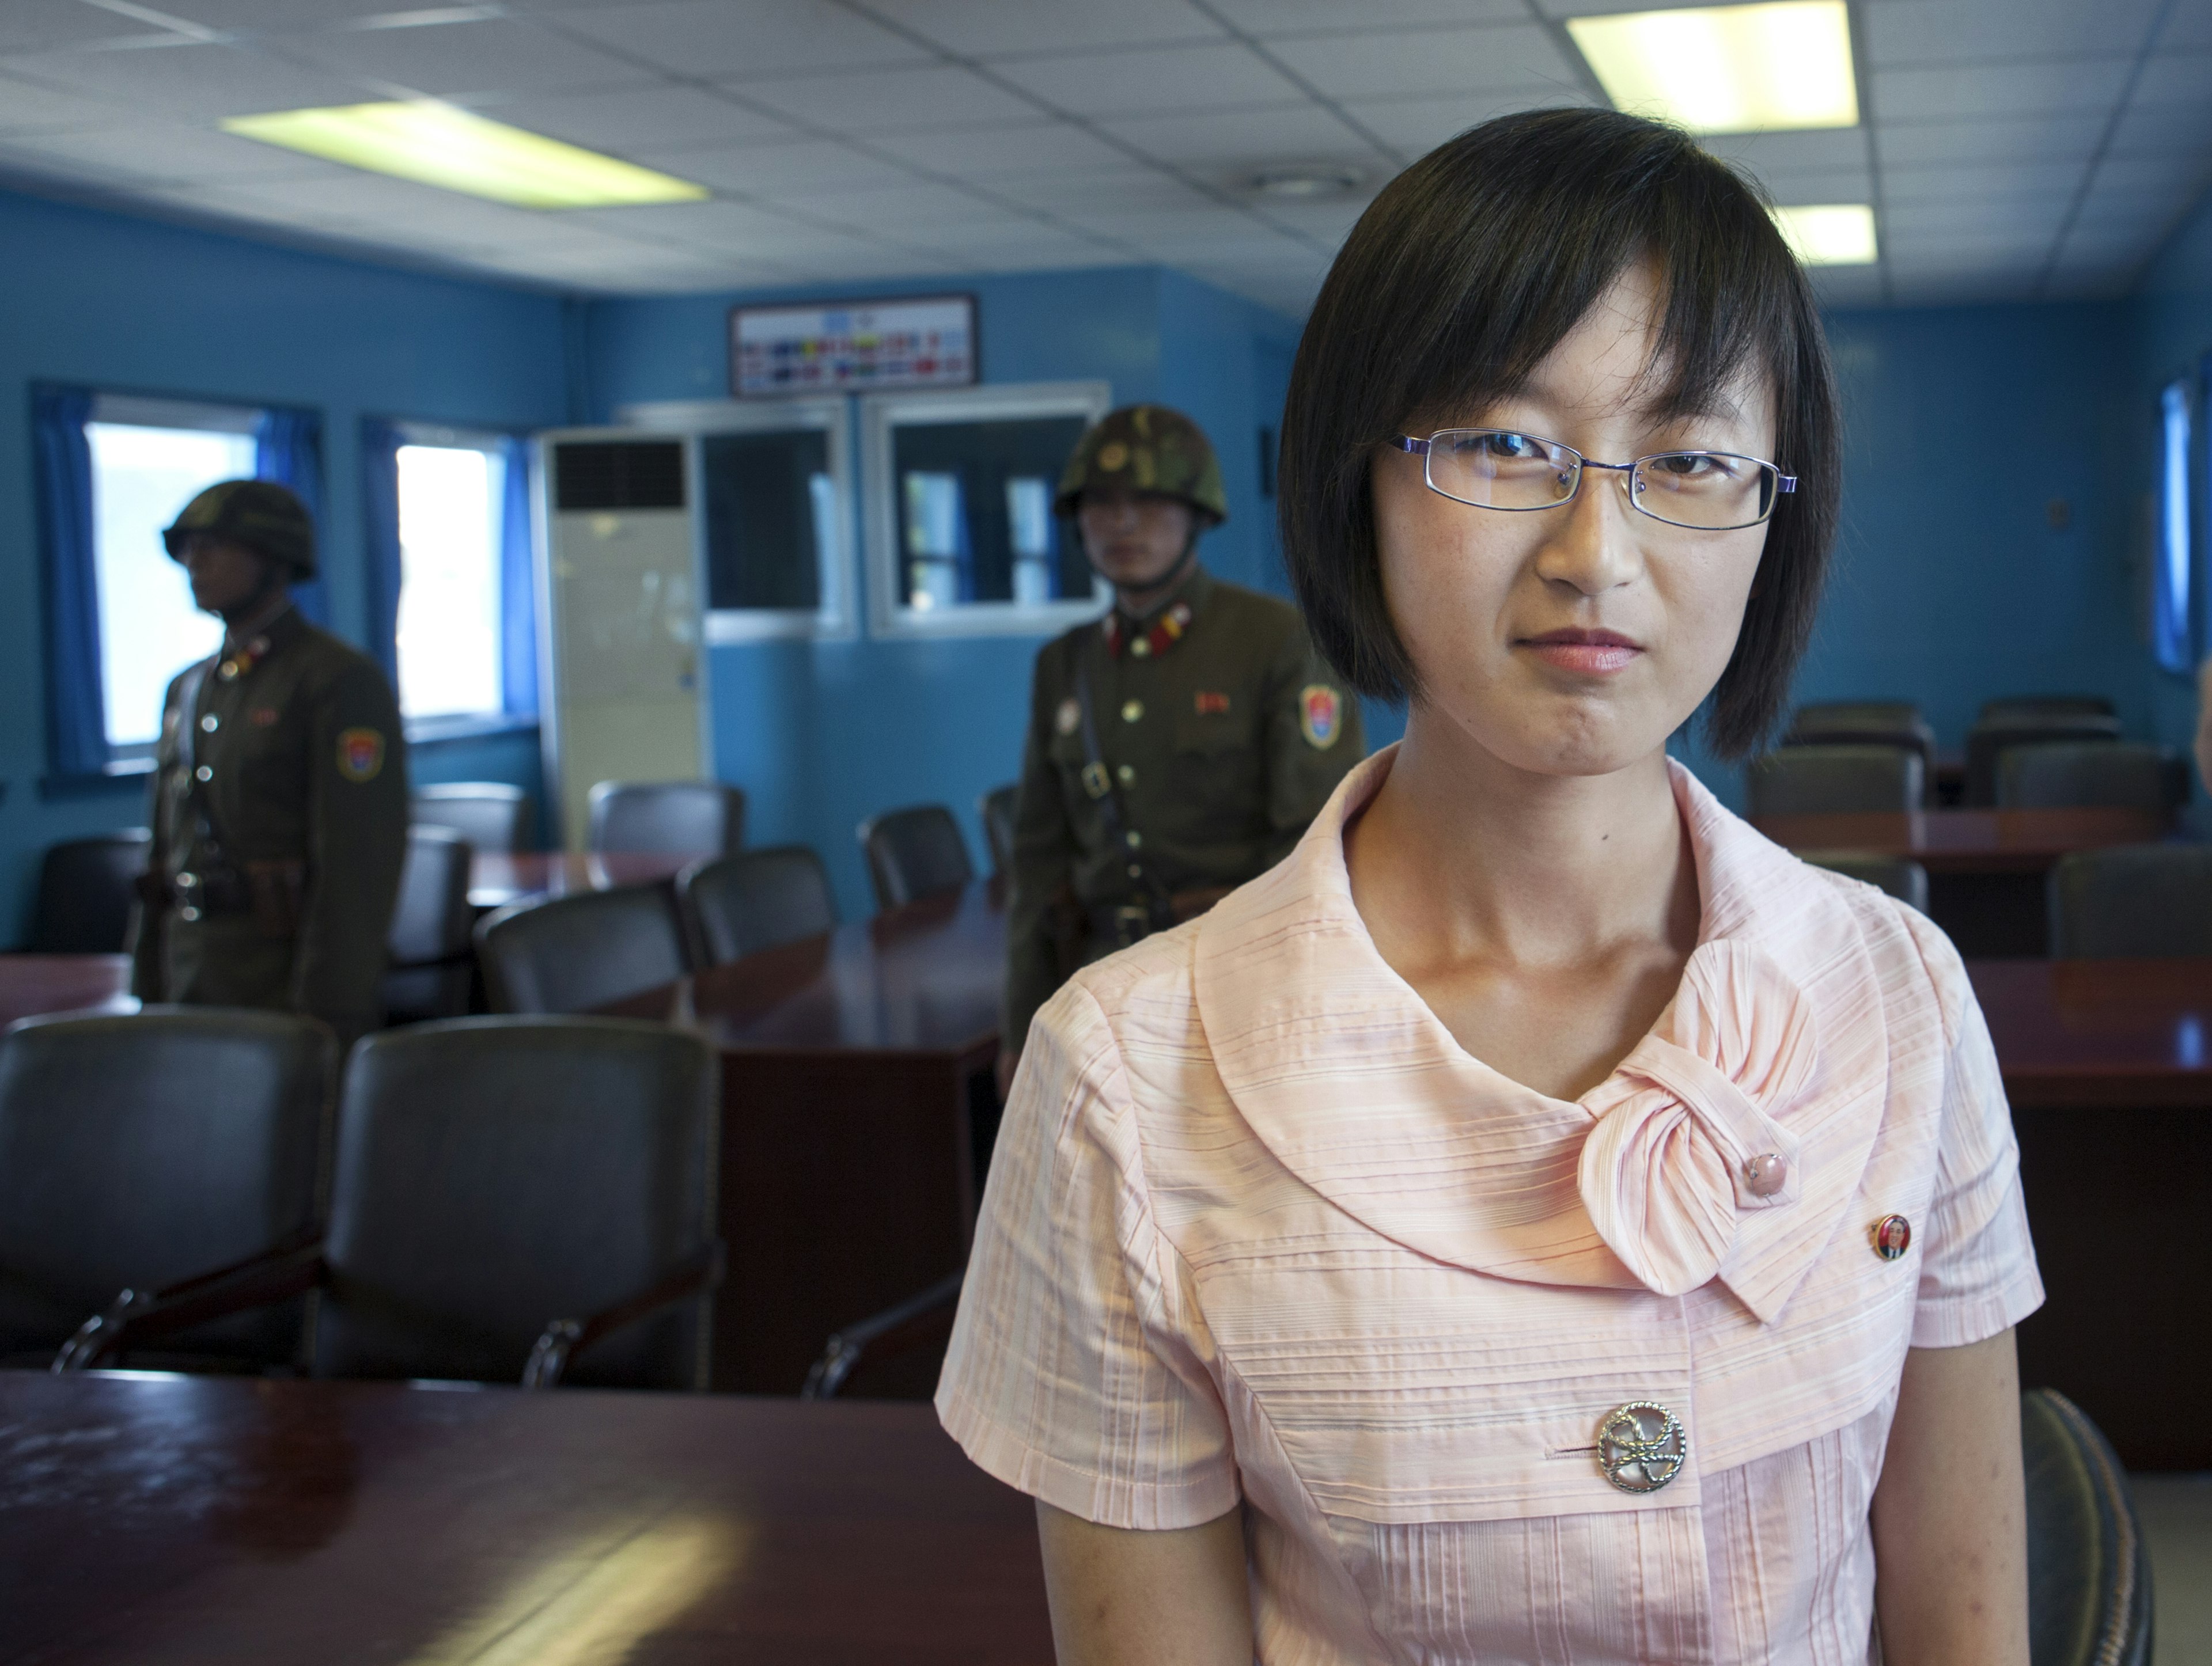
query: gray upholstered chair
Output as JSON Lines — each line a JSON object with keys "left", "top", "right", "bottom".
{"left": 1965, "top": 716, "right": 2123, "bottom": 806}
{"left": 679, "top": 846, "right": 838, "bottom": 966}
{"left": 413, "top": 782, "right": 532, "bottom": 854}
{"left": 588, "top": 780, "right": 745, "bottom": 857}
{"left": 27, "top": 830, "right": 151, "bottom": 953}
{"left": 2021, "top": 1388, "right": 2153, "bottom": 1666}
{"left": 858, "top": 804, "right": 975, "bottom": 910}
{"left": 1745, "top": 745, "right": 1923, "bottom": 817}
{"left": 1799, "top": 850, "right": 1930, "bottom": 912}
{"left": 2048, "top": 844, "right": 2212, "bottom": 958}
{"left": 979, "top": 784, "right": 1019, "bottom": 876}
{"left": 1997, "top": 742, "right": 2173, "bottom": 812}
{"left": 59, "top": 1018, "right": 722, "bottom": 1392}
{"left": 2, "top": 1008, "right": 334, "bottom": 1371}
{"left": 475, "top": 886, "right": 688, "bottom": 1013}
{"left": 1981, "top": 695, "right": 2118, "bottom": 726}
{"left": 382, "top": 826, "right": 475, "bottom": 1024}
{"left": 1783, "top": 704, "right": 1937, "bottom": 789}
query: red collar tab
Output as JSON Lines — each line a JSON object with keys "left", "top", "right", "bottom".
{"left": 1104, "top": 599, "right": 1194, "bottom": 661}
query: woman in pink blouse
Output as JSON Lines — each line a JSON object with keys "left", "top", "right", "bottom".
{"left": 939, "top": 108, "right": 2038, "bottom": 1665}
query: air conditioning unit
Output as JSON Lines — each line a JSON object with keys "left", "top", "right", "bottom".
{"left": 536, "top": 430, "right": 707, "bottom": 851}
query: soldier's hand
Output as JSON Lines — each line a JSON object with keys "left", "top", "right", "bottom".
{"left": 995, "top": 1045, "right": 1020, "bottom": 1103}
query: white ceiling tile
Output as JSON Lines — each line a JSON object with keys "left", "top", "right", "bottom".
{"left": 1099, "top": 104, "right": 1378, "bottom": 167}
{"left": 878, "top": 120, "right": 1134, "bottom": 179}
{"left": 988, "top": 42, "right": 1303, "bottom": 116}
{"left": 564, "top": 197, "right": 823, "bottom": 242}
{"left": 0, "top": 70, "right": 120, "bottom": 131}
{"left": 1212, "top": 0, "right": 1525, "bottom": 31}
{"left": 899, "top": 220, "right": 1114, "bottom": 264}
{"left": 1249, "top": 195, "right": 1373, "bottom": 245}
{"left": 0, "top": 41, "right": 372, "bottom": 120}
{"left": 1882, "top": 197, "right": 2069, "bottom": 241}
{"left": 1704, "top": 128, "right": 1870, "bottom": 176}
{"left": 2160, "top": 0, "right": 2212, "bottom": 48}
{"left": 2090, "top": 152, "right": 2212, "bottom": 199}
{"left": 1882, "top": 162, "right": 2085, "bottom": 204}
{"left": 0, "top": 1, "right": 170, "bottom": 52}
{"left": 1872, "top": 59, "right": 2135, "bottom": 122}
{"left": 982, "top": 164, "right": 1213, "bottom": 212}
{"left": 728, "top": 64, "right": 1041, "bottom": 133}
{"left": 475, "top": 86, "right": 794, "bottom": 152}
{"left": 152, "top": 0, "right": 434, "bottom": 28}
{"left": 1873, "top": 115, "right": 2105, "bottom": 168}
{"left": 2107, "top": 97, "right": 2212, "bottom": 157}
{"left": 2131, "top": 50, "right": 2212, "bottom": 105}
{"left": 1336, "top": 88, "right": 1596, "bottom": 154}
{"left": 1054, "top": 203, "right": 1247, "bottom": 241}
{"left": 1751, "top": 166, "right": 1876, "bottom": 204}
{"left": 768, "top": 177, "right": 1025, "bottom": 227}
{"left": 5, "top": 120, "right": 341, "bottom": 183}
{"left": 1262, "top": 23, "right": 1582, "bottom": 101}
{"left": 1806, "top": 266, "right": 1887, "bottom": 309}
{"left": 1860, "top": 0, "right": 2165, "bottom": 64}
{"left": 637, "top": 138, "right": 915, "bottom": 194}
{"left": 870, "top": 0, "right": 1223, "bottom": 56}
{"left": 209, "top": 170, "right": 587, "bottom": 238}
{"left": 548, "top": 0, "right": 929, "bottom": 79}
{"left": 1135, "top": 230, "right": 1316, "bottom": 265}
{"left": 270, "top": 16, "right": 651, "bottom": 97}
{"left": 1885, "top": 270, "right": 2039, "bottom": 305}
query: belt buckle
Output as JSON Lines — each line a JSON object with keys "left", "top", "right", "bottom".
{"left": 1081, "top": 761, "right": 1112, "bottom": 800}
{"left": 1112, "top": 904, "right": 1150, "bottom": 948}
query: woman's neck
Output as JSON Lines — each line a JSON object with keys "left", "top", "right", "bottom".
{"left": 1347, "top": 707, "right": 1697, "bottom": 974}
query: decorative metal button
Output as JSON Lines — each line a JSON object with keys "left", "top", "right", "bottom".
{"left": 1131, "top": 637, "right": 1152, "bottom": 658}
{"left": 1872, "top": 1215, "right": 1912, "bottom": 1261}
{"left": 1743, "top": 1152, "right": 1787, "bottom": 1197}
{"left": 199, "top": 714, "right": 218, "bottom": 733}
{"left": 1120, "top": 699, "right": 1143, "bottom": 723}
{"left": 1116, "top": 764, "right": 1135, "bottom": 785}
{"left": 1597, "top": 1401, "right": 1686, "bottom": 1493}
{"left": 1124, "top": 830, "right": 1142, "bottom": 850}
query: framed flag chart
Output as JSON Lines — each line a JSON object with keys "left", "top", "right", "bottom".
{"left": 730, "top": 294, "right": 978, "bottom": 397}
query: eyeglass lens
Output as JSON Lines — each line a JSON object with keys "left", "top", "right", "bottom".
{"left": 1424, "top": 430, "right": 1779, "bottom": 530}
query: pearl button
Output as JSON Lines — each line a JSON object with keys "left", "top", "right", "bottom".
{"left": 1743, "top": 1153, "right": 1787, "bottom": 1197}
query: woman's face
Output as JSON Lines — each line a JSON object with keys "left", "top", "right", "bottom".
{"left": 1372, "top": 263, "right": 1776, "bottom": 779}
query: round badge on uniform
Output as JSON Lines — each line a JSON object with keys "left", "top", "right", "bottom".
{"left": 1055, "top": 697, "right": 1081, "bottom": 737}
{"left": 1871, "top": 1215, "right": 1912, "bottom": 1261}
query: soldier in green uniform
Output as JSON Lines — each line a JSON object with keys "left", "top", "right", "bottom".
{"left": 999, "top": 404, "right": 1365, "bottom": 1090}
{"left": 131, "top": 480, "right": 410, "bottom": 1049}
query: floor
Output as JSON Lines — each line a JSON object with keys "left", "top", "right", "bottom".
{"left": 2138, "top": 1474, "right": 2212, "bottom": 1662}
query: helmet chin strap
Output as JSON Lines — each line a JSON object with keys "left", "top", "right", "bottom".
{"left": 1092, "top": 526, "right": 1202, "bottom": 618}
{"left": 220, "top": 563, "right": 293, "bottom": 637}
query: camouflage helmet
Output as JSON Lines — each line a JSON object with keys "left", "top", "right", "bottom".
{"left": 161, "top": 479, "right": 317, "bottom": 580}
{"left": 1055, "top": 404, "right": 1228, "bottom": 526}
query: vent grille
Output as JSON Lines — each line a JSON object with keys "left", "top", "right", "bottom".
{"left": 554, "top": 441, "right": 685, "bottom": 511}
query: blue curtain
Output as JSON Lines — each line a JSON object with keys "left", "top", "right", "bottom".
{"left": 498, "top": 435, "right": 538, "bottom": 717}
{"left": 359, "top": 417, "right": 404, "bottom": 685}
{"left": 34, "top": 386, "right": 108, "bottom": 777}
{"left": 255, "top": 407, "right": 330, "bottom": 627}
{"left": 2157, "top": 380, "right": 2192, "bottom": 675}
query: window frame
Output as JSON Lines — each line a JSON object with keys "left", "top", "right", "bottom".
{"left": 391, "top": 420, "right": 514, "bottom": 730}
{"left": 859, "top": 380, "right": 1112, "bottom": 640}
{"left": 615, "top": 396, "right": 857, "bottom": 644}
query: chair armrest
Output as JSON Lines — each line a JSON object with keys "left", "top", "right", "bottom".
{"left": 522, "top": 1240, "right": 725, "bottom": 1390}
{"left": 54, "top": 1232, "right": 327, "bottom": 1372}
{"left": 801, "top": 1271, "right": 964, "bottom": 1401}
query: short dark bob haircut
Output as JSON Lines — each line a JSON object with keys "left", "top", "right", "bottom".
{"left": 1279, "top": 107, "right": 1839, "bottom": 760}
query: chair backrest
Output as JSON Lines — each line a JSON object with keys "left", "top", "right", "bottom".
{"left": 1983, "top": 695, "right": 2118, "bottom": 726}
{"left": 1790, "top": 700, "right": 1925, "bottom": 731}
{"left": 382, "top": 827, "right": 477, "bottom": 1026}
{"left": 588, "top": 780, "right": 745, "bottom": 857}
{"left": 1800, "top": 851, "right": 1930, "bottom": 912}
{"left": 1745, "top": 745, "right": 1924, "bottom": 818}
{"left": 474, "top": 887, "right": 689, "bottom": 1014}
{"left": 858, "top": 804, "right": 975, "bottom": 910}
{"left": 979, "top": 784, "right": 1019, "bottom": 876}
{"left": 317, "top": 1017, "right": 719, "bottom": 1390}
{"left": 679, "top": 846, "right": 838, "bottom": 966}
{"left": 2021, "top": 1388, "right": 2152, "bottom": 1666}
{"left": 412, "top": 783, "right": 531, "bottom": 855}
{"left": 0, "top": 1008, "right": 334, "bottom": 1367}
{"left": 1964, "top": 717, "right": 2123, "bottom": 806}
{"left": 2049, "top": 844, "right": 2212, "bottom": 958}
{"left": 28, "top": 830, "right": 152, "bottom": 953}
{"left": 1998, "top": 742, "right": 2170, "bottom": 812}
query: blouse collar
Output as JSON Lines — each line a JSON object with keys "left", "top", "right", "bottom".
{"left": 1191, "top": 745, "right": 1885, "bottom": 1325}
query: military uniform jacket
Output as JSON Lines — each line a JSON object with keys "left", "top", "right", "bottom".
{"left": 1003, "top": 566, "right": 1364, "bottom": 1052}
{"left": 132, "top": 605, "right": 410, "bottom": 1039}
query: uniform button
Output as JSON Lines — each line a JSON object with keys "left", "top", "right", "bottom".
{"left": 199, "top": 714, "right": 218, "bottom": 733}
{"left": 1124, "top": 830, "right": 1142, "bottom": 849}
{"left": 176, "top": 872, "right": 197, "bottom": 890}
{"left": 1596, "top": 1401, "right": 1686, "bottom": 1494}
{"left": 1116, "top": 764, "right": 1135, "bottom": 785}
{"left": 177, "top": 905, "right": 201, "bottom": 923}
{"left": 1130, "top": 638, "right": 1152, "bottom": 659}
{"left": 194, "top": 765, "right": 213, "bottom": 783}
{"left": 1120, "top": 699, "right": 1143, "bottom": 723}
{"left": 1127, "top": 863, "right": 1143, "bottom": 879}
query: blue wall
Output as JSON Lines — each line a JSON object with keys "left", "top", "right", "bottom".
{"left": 584, "top": 266, "right": 1303, "bottom": 919}
{"left": 0, "top": 188, "right": 573, "bottom": 940}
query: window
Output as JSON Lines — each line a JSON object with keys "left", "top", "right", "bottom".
{"left": 2157, "top": 380, "right": 2192, "bottom": 674}
{"left": 863, "top": 381, "right": 1112, "bottom": 638}
{"left": 85, "top": 408, "right": 257, "bottom": 751}
{"left": 395, "top": 439, "right": 506, "bottom": 720}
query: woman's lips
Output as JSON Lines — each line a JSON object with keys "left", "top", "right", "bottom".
{"left": 1518, "top": 628, "right": 1642, "bottom": 675}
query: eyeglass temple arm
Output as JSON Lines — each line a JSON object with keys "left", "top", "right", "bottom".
{"left": 1392, "top": 436, "right": 1429, "bottom": 456}
{"left": 1394, "top": 435, "right": 1796, "bottom": 492}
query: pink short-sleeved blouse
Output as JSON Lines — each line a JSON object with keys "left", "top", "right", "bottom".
{"left": 938, "top": 746, "right": 2041, "bottom": 1665}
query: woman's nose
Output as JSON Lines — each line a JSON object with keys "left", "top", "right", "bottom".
{"left": 1532, "top": 467, "right": 1645, "bottom": 596}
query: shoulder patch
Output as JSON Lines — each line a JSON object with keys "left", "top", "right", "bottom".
{"left": 336, "top": 727, "right": 386, "bottom": 783}
{"left": 1299, "top": 684, "right": 1343, "bottom": 750}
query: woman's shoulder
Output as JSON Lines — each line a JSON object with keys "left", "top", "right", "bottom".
{"left": 1782, "top": 856, "right": 1974, "bottom": 1052}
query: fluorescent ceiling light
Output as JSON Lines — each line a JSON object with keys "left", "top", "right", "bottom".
{"left": 1771, "top": 203, "right": 1877, "bottom": 264}
{"left": 221, "top": 102, "right": 709, "bottom": 208}
{"left": 1567, "top": 1, "right": 1858, "bottom": 133}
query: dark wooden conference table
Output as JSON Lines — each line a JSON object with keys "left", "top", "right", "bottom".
{"left": 0, "top": 1370, "right": 1052, "bottom": 1665}
{"left": 599, "top": 881, "right": 1006, "bottom": 1397}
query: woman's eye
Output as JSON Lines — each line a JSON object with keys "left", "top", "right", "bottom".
{"left": 1479, "top": 432, "right": 1546, "bottom": 461}
{"left": 1647, "top": 452, "right": 1731, "bottom": 482}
